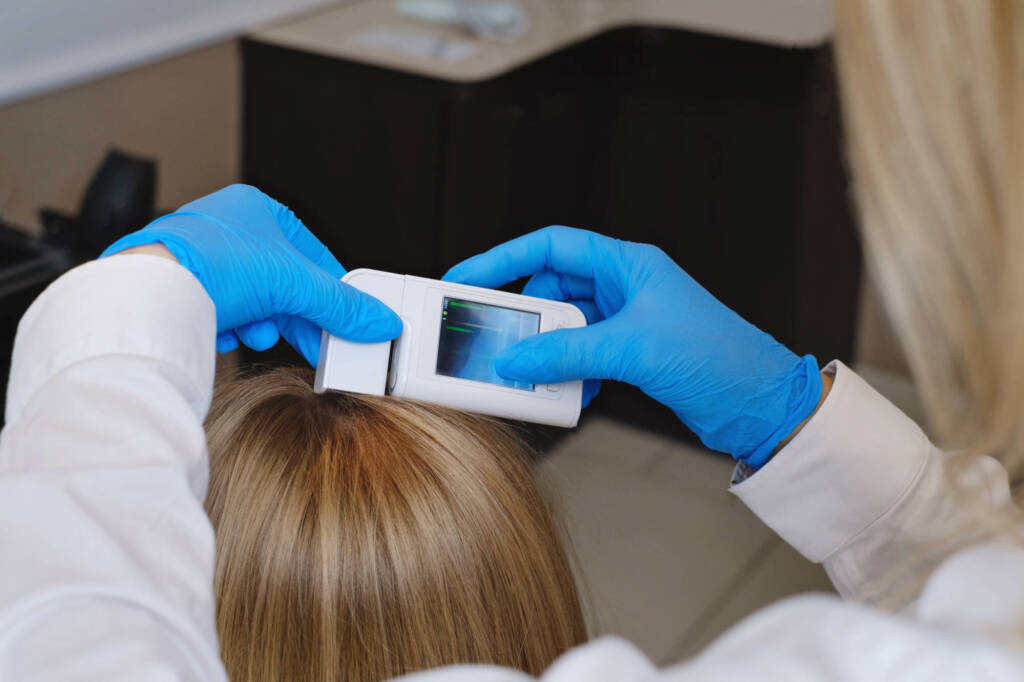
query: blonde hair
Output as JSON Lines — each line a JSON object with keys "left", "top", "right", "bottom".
{"left": 203, "top": 367, "right": 586, "bottom": 681}
{"left": 834, "top": 0, "right": 1024, "bottom": 488}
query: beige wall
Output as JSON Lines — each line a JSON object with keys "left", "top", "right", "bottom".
{"left": 0, "top": 41, "right": 240, "bottom": 236}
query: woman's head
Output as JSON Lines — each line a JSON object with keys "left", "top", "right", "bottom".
{"left": 204, "top": 366, "right": 585, "bottom": 681}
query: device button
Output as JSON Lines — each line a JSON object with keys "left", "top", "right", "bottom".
{"left": 545, "top": 383, "right": 559, "bottom": 393}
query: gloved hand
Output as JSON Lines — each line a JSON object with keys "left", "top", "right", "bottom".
{"left": 444, "top": 226, "right": 822, "bottom": 467}
{"left": 101, "top": 184, "right": 401, "bottom": 365}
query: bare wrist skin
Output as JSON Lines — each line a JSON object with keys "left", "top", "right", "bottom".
{"left": 773, "top": 370, "right": 834, "bottom": 453}
{"left": 115, "top": 243, "right": 179, "bottom": 263}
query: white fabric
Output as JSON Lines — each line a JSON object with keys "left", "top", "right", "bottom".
{"left": 2, "top": 255, "right": 1024, "bottom": 680}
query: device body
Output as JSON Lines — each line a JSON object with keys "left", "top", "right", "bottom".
{"left": 315, "top": 269, "right": 586, "bottom": 427}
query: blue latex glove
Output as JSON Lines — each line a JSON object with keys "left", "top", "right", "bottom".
{"left": 101, "top": 184, "right": 401, "bottom": 365}
{"left": 444, "top": 226, "right": 822, "bottom": 467}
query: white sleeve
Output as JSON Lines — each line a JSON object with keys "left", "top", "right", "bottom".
{"left": 0, "top": 256, "right": 227, "bottom": 682}
{"left": 731, "top": 360, "right": 1016, "bottom": 607}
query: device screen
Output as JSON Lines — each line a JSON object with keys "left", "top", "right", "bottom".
{"left": 436, "top": 297, "right": 540, "bottom": 391}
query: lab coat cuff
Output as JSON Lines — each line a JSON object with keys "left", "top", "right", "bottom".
{"left": 730, "top": 360, "right": 931, "bottom": 563}
{"left": 6, "top": 255, "right": 217, "bottom": 424}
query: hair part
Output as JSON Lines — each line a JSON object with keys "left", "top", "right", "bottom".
{"left": 204, "top": 366, "right": 586, "bottom": 681}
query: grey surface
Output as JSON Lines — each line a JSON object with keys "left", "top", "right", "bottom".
{"left": 536, "top": 417, "right": 835, "bottom": 665}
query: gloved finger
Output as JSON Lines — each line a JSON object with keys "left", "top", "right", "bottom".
{"left": 235, "top": 319, "right": 281, "bottom": 352}
{"left": 571, "top": 300, "right": 602, "bottom": 325}
{"left": 582, "top": 379, "right": 601, "bottom": 408}
{"left": 521, "top": 270, "right": 596, "bottom": 302}
{"left": 443, "top": 225, "right": 616, "bottom": 288}
{"left": 216, "top": 330, "right": 240, "bottom": 353}
{"left": 264, "top": 193, "right": 347, "bottom": 279}
{"left": 493, "top": 320, "right": 623, "bottom": 384}
{"left": 281, "top": 269, "right": 403, "bottom": 343}
{"left": 521, "top": 271, "right": 602, "bottom": 324}
{"left": 275, "top": 315, "right": 324, "bottom": 367}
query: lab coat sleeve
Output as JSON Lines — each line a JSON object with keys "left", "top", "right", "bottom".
{"left": 731, "top": 360, "right": 1016, "bottom": 607}
{"left": 0, "top": 256, "right": 227, "bottom": 681}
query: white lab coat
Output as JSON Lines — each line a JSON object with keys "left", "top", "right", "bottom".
{"left": 2, "top": 255, "right": 1024, "bottom": 681}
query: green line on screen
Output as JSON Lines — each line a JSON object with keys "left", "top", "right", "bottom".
{"left": 446, "top": 325, "right": 473, "bottom": 333}
{"left": 448, "top": 301, "right": 485, "bottom": 311}
{"left": 458, "top": 321, "right": 500, "bottom": 332}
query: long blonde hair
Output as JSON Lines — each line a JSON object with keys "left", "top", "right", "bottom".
{"left": 834, "top": 0, "right": 1024, "bottom": 490}
{"left": 203, "top": 367, "right": 586, "bottom": 681}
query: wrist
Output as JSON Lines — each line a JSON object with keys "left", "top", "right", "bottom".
{"left": 113, "top": 243, "right": 179, "bottom": 263}
{"left": 736, "top": 355, "right": 823, "bottom": 469}
{"left": 104, "top": 235, "right": 212, "bottom": 314}
{"left": 101, "top": 218, "right": 208, "bottom": 293}
{"left": 771, "top": 369, "right": 833, "bottom": 453}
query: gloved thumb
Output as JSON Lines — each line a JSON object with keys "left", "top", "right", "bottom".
{"left": 494, "top": 323, "right": 614, "bottom": 385}
{"left": 292, "top": 269, "right": 403, "bottom": 343}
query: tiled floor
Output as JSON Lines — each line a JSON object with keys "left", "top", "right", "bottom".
{"left": 535, "top": 365, "right": 918, "bottom": 666}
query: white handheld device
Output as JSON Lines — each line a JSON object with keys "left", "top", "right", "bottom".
{"left": 314, "top": 269, "right": 586, "bottom": 427}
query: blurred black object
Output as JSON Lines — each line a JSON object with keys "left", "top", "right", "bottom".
{"left": 40, "top": 149, "right": 157, "bottom": 262}
{"left": 1, "top": 148, "right": 157, "bottom": 424}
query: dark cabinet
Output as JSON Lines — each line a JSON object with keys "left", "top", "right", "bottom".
{"left": 242, "top": 26, "right": 860, "bottom": 440}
